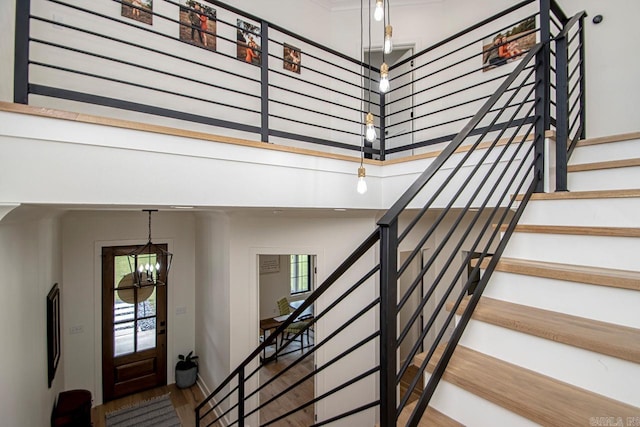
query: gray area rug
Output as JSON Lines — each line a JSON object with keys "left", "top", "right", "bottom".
{"left": 105, "top": 393, "right": 181, "bottom": 427}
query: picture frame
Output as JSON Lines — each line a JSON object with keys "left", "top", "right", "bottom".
{"left": 179, "top": 0, "right": 217, "bottom": 51}
{"left": 47, "top": 283, "right": 60, "bottom": 388}
{"left": 283, "top": 44, "right": 302, "bottom": 74}
{"left": 237, "top": 19, "right": 261, "bottom": 65}
{"left": 482, "top": 16, "right": 536, "bottom": 71}
{"left": 121, "top": 0, "right": 153, "bottom": 26}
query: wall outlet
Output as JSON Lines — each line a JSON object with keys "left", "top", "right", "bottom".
{"left": 69, "top": 325, "right": 84, "bottom": 334}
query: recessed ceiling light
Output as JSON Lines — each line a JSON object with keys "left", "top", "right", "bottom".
{"left": 171, "top": 206, "right": 194, "bottom": 209}
{"left": 334, "top": 208, "right": 347, "bottom": 212}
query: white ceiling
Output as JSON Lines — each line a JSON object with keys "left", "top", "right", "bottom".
{"left": 312, "top": 0, "right": 444, "bottom": 12}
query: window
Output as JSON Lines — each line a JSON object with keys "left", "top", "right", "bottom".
{"left": 290, "top": 255, "right": 311, "bottom": 294}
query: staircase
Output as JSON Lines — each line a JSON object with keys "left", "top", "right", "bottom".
{"left": 409, "top": 132, "right": 640, "bottom": 425}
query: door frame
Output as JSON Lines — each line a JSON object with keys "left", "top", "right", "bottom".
{"left": 92, "top": 238, "right": 175, "bottom": 405}
{"left": 249, "top": 246, "right": 322, "bottom": 426}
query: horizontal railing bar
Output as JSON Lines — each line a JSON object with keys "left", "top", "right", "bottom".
{"left": 206, "top": 390, "right": 240, "bottom": 427}
{"left": 30, "top": 15, "right": 260, "bottom": 84}
{"left": 31, "top": 38, "right": 260, "bottom": 101}
{"left": 261, "top": 366, "right": 380, "bottom": 427}
{"left": 268, "top": 129, "right": 378, "bottom": 155}
{"left": 550, "top": 0, "right": 569, "bottom": 23}
{"left": 269, "top": 82, "right": 367, "bottom": 114}
{"left": 385, "top": 71, "right": 512, "bottom": 119}
{"left": 269, "top": 113, "right": 361, "bottom": 136}
{"left": 392, "top": 98, "right": 534, "bottom": 140}
{"left": 311, "top": 400, "right": 381, "bottom": 427}
{"left": 29, "top": 84, "right": 261, "bottom": 134}
{"left": 555, "top": 10, "right": 587, "bottom": 40}
{"left": 269, "top": 98, "right": 361, "bottom": 125}
{"left": 386, "top": 116, "right": 535, "bottom": 155}
{"left": 29, "top": 60, "right": 260, "bottom": 115}
{"left": 388, "top": 82, "right": 534, "bottom": 131}
{"left": 391, "top": 0, "right": 535, "bottom": 69}
{"left": 200, "top": 383, "right": 239, "bottom": 421}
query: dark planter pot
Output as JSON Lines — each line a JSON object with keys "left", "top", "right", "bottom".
{"left": 175, "top": 366, "right": 198, "bottom": 388}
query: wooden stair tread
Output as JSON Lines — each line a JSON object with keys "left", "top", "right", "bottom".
{"left": 568, "top": 158, "right": 640, "bottom": 173}
{"left": 477, "top": 257, "right": 640, "bottom": 291}
{"left": 449, "top": 296, "right": 640, "bottom": 363}
{"left": 575, "top": 131, "right": 640, "bottom": 147}
{"left": 499, "top": 224, "right": 640, "bottom": 237}
{"left": 517, "top": 188, "right": 640, "bottom": 201}
{"left": 422, "top": 344, "right": 640, "bottom": 425}
{"left": 396, "top": 401, "right": 464, "bottom": 427}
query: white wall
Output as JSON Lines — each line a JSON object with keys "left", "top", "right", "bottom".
{"left": 0, "top": 0, "right": 15, "bottom": 102}
{"left": 0, "top": 207, "right": 64, "bottom": 426}
{"left": 61, "top": 210, "right": 195, "bottom": 405}
{"left": 194, "top": 211, "right": 231, "bottom": 400}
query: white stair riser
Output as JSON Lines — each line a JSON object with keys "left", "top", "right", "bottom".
{"left": 503, "top": 232, "right": 639, "bottom": 271}
{"left": 518, "top": 198, "right": 640, "bottom": 227}
{"left": 425, "top": 373, "right": 539, "bottom": 427}
{"left": 568, "top": 167, "right": 640, "bottom": 191}
{"left": 457, "top": 318, "right": 640, "bottom": 407}
{"left": 482, "top": 271, "right": 640, "bottom": 328}
{"left": 571, "top": 139, "right": 640, "bottom": 164}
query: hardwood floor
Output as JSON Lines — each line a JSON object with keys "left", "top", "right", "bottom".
{"left": 91, "top": 383, "right": 206, "bottom": 427}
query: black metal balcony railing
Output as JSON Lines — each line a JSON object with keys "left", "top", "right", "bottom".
{"left": 12, "top": 0, "right": 586, "bottom": 425}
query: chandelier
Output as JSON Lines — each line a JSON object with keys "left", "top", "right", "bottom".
{"left": 127, "top": 209, "right": 173, "bottom": 287}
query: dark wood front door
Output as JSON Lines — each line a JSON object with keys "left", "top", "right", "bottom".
{"left": 102, "top": 245, "right": 167, "bottom": 402}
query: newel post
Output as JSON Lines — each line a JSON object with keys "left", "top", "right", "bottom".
{"left": 534, "top": 0, "right": 552, "bottom": 193}
{"left": 379, "top": 221, "right": 398, "bottom": 426}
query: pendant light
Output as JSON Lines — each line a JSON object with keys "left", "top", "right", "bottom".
{"left": 379, "top": 62, "right": 390, "bottom": 93}
{"left": 374, "top": 0, "right": 384, "bottom": 21}
{"left": 357, "top": 165, "right": 368, "bottom": 194}
{"left": 127, "top": 209, "right": 173, "bottom": 287}
{"left": 384, "top": 25, "right": 393, "bottom": 54}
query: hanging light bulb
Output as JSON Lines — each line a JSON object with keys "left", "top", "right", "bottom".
{"left": 374, "top": 0, "right": 384, "bottom": 21}
{"left": 357, "top": 166, "right": 368, "bottom": 194}
{"left": 379, "top": 62, "right": 390, "bottom": 93}
{"left": 384, "top": 25, "right": 393, "bottom": 54}
{"left": 365, "top": 112, "right": 376, "bottom": 142}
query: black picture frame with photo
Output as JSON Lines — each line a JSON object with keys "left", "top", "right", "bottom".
{"left": 47, "top": 283, "right": 60, "bottom": 388}
{"left": 283, "top": 44, "right": 301, "bottom": 74}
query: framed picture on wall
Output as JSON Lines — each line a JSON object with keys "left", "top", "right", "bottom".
{"left": 283, "top": 44, "right": 301, "bottom": 74}
{"left": 121, "top": 0, "right": 153, "bottom": 25}
{"left": 47, "top": 283, "right": 61, "bottom": 388}
{"left": 237, "top": 19, "right": 261, "bottom": 65}
{"left": 482, "top": 16, "right": 536, "bottom": 71}
{"left": 179, "top": 0, "right": 217, "bottom": 51}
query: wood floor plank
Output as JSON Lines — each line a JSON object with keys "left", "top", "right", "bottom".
{"left": 396, "top": 400, "right": 465, "bottom": 427}
{"left": 423, "top": 345, "right": 640, "bottom": 426}
{"left": 450, "top": 296, "right": 640, "bottom": 363}
{"left": 478, "top": 257, "right": 640, "bottom": 291}
{"left": 575, "top": 132, "right": 640, "bottom": 147}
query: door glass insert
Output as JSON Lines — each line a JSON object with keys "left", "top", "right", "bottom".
{"left": 113, "top": 255, "right": 158, "bottom": 357}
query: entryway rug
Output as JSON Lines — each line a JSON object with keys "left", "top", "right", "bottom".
{"left": 105, "top": 393, "right": 181, "bottom": 427}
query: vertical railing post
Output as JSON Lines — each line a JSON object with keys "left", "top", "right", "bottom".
{"left": 578, "top": 16, "right": 587, "bottom": 140}
{"left": 555, "top": 22, "right": 569, "bottom": 192}
{"left": 534, "top": 0, "right": 551, "bottom": 193}
{"left": 14, "top": 0, "right": 31, "bottom": 104}
{"left": 379, "top": 222, "right": 398, "bottom": 426}
{"left": 238, "top": 368, "right": 245, "bottom": 426}
{"left": 380, "top": 93, "right": 386, "bottom": 161}
{"left": 260, "top": 21, "right": 269, "bottom": 143}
